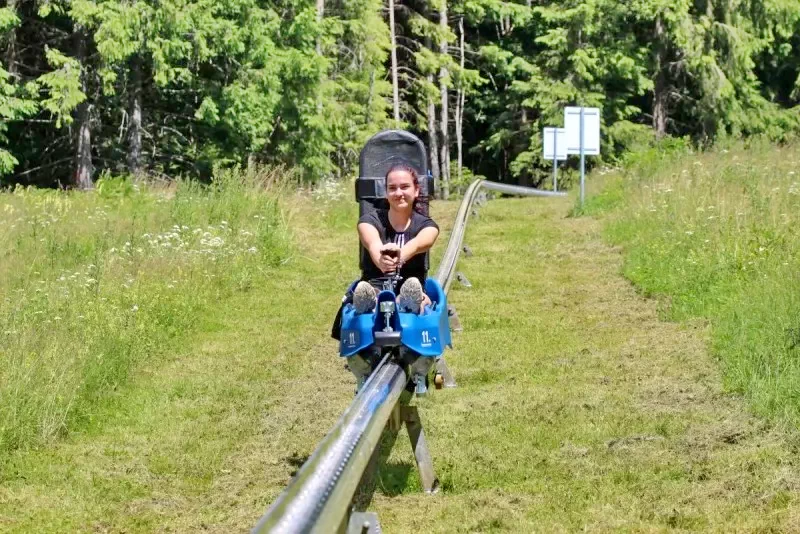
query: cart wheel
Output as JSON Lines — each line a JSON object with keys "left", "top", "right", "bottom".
{"left": 434, "top": 373, "right": 444, "bottom": 389}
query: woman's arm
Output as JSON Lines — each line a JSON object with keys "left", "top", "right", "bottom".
{"left": 399, "top": 226, "right": 439, "bottom": 264}
{"left": 358, "top": 222, "right": 398, "bottom": 273}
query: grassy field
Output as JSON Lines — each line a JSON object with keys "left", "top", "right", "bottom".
{"left": 2, "top": 158, "right": 800, "bottom": 531}
{"left": 0, "top": 168, "right": 290, "bottom": 461}
{"left": 583, "top": 140, "right": 800, "bottom": 425}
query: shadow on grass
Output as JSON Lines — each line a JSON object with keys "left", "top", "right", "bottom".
{"left": 375, "top": 462, "right": 413, "bottom": 497}
{"left": 285, "top": 452, "right": 310, "bottom": 477}
{"left": 352, "top": 423, "right": 418, "bottom": 511}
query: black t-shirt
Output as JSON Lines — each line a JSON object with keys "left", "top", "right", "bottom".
{"left": 358, "top": 209, "right": 439, "bottom": 283}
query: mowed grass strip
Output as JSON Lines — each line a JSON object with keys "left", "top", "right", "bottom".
{"left": 585, "top": 141, "right": 800, "bottom": 425}
{"left": 372, "top": 196, "right": 800, "bottom": 532}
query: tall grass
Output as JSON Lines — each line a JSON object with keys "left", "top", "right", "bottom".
{"left": 0, "top": 167, "right": 292, "bottom": 457}
{"left": 587, "top": 140, "right": 800, "bottom": 424}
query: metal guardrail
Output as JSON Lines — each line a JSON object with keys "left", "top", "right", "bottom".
{"left": 252, "top": 355, "right": 406, "bottom": 532}
{"left": 253, "top": 181, "right": 566, "bottom": 533}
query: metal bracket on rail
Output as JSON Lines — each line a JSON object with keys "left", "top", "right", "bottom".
{"left": 447, "top": 304, "right": 463, "bottom": 332}
{"left": 435, "top": 357, "right": 457, "bottom": 388}
{"left": 347, "top": 512, "right": 381, "bottom": 534}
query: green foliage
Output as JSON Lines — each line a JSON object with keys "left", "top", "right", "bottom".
{"left": 36, "top": 47, "right": 86, "bottom": 128}
{"left": 1, "top": 0, "right": 800, "bottom": 188}
{"left": 0, "top": 67, "right": 37, "bottom": 175}
{"left": 0, "top": 7, "right": 19, "bottom": 32}
{"left": 95, "top": 172, "right": 136, "bottom": 198}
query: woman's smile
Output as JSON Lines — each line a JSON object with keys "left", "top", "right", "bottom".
{"left": 386, "top": 170, "right": 418, "bottom": 211}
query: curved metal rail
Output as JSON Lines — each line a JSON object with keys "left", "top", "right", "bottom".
{"left": 253, "top": 181, "right": 566, "bottom": 533}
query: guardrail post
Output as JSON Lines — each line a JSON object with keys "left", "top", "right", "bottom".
{"left": 401, "top": 404, "right": 439, "bottom": 494}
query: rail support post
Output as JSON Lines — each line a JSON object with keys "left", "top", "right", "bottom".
{"left": 435, "top": 357, "right": 457, "bottom": 388}
{"left": 456, "top": 272, "right": 472, "bottom": 288}
{"left": 401, "top": 404, "right": 439, "bottom": 494}
{"left": 447, "top": 304, "right": 463, "bottom": 332}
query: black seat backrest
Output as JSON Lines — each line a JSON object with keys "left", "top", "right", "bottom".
{"left": 356, "top": 130, "right": 435, "bottom": 274}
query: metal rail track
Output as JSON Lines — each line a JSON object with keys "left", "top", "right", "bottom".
{"left": 253, "top": 180, "right": 566, "bottom": 533}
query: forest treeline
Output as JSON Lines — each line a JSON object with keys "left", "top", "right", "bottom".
{"left": 1, "top": 0, "right": 799, "bottom": 192}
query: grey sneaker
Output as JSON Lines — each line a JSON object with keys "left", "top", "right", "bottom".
{"left": 353, "top": 281, "right": 377, "bottom": 314}
{"left": 398, "top": 277, "right": 424, "bottom": 314}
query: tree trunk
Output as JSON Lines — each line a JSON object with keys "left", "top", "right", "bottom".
{"left": 427, "top": 75, "right": 440, "bottom": 183}
{"left": 438, "top": 0, "right": 450, "bottom": 199}
{"left": 389, "top": 0, "right": 400, "bottom": 123}
{"left": 5, "top": 0, "right": 18, "bottom": 78}
{"left": 366, "top": 68, "right": 375, "bottom": 124}
{"left": 425, "top": 37, "right": 440, "bottom": 187}
{"left": 127, "top": 55, "right": 143, "bottom": 177}
{"left": 316, "top": 0, "right": 325, "bottom": 115}
{"left": 73, "top": 25, "right": 93, "bottom": 190}
{"left": 455, "top": 16, "right": 464, "bottom": 185}
{"left": 316, "top": 0, "right": 324, "bottom": 55}
{"left": 652, "top": 15, "right": 668, "bottom": 139}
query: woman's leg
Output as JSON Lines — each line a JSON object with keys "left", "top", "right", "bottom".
{"left": 353, "top": 281, "right": 377, "bottom": 314}
{"left": 398, "top": 277, "right": 426, "bottom": 314}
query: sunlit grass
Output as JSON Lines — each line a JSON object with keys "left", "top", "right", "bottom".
{"left": 0, "top": 167, "right": 292, "bottom": 458}
{"left": 587, "top": 139, "right": 800, "bottom": 424}
{"left": 2, "top": 185, "right": 800, "bottom": 531}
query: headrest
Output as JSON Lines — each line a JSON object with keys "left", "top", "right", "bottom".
{"left": 356, "top": 129, "right": 434, "bottom": 217}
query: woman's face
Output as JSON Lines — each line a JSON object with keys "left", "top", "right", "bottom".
{"left": 386, "top": 170, "right": 419, "bottom": 212}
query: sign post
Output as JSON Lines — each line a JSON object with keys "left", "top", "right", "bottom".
{"left": 564, "top": 106, "right": 600, "bottom": 206}
{"left": 542, "top": 127, "right": 566, "bottom": 192}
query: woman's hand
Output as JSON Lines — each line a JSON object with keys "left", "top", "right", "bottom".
{"left": 377, "top": 243, "right": 401, "bottom": 273}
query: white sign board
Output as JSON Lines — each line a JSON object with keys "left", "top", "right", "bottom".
{"left": 543, "top": 127, "right": 567, "bottom": 161}
{"left": 564, "top": 106, "right": 600, "bottom": 155}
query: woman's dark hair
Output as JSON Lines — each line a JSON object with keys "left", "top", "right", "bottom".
{"left": 384, "top": 164, "right": 430, "bottom": 216}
